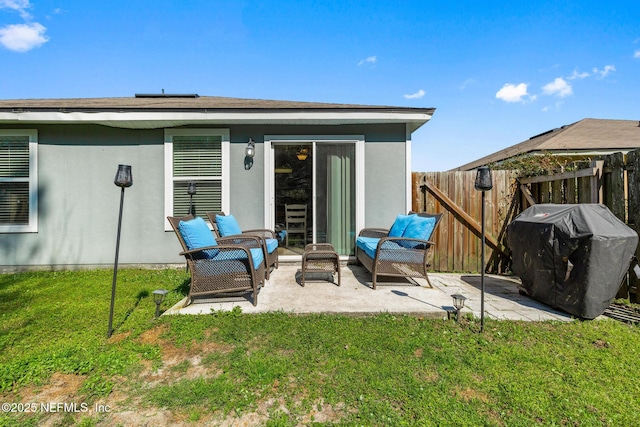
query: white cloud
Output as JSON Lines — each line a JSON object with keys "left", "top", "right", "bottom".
{"left": 568, "top": 69, "right": 589, "bottom": 80}
{"left": 542, "top": 77, "right": 573, "bottom": 98}
{"left": 404, "top": 89, "right": 425, "bottom": 99}
{"left": 542, "top": 101, "right": 565, "bottom": 112}
{"left": 495, "top": 83, "right": 529, "bottom": 103}
{"left": 0, "top": 0, "right": 32, "bottom": 19}
{"left": 459, "top": 78, "right": 475, "bottom": 90}
{"left": 358, "top": 55, "right": 377, "bottom": 66}
{"left": 592, "top": 65, "right": 616, "bottom": 78}
{"left": 634, "top": 50, "right": 640, "bottom": 59}
{"left": 0, "top": 22, "right": 48, "bottom": 52}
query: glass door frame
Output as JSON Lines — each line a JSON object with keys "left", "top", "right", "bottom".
{"left": 264, "top": 135, "right": 365, "bottom": 261}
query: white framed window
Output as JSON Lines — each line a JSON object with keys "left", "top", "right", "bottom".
{"left": 164, "top": 129, "right": 229, "bottom": 229}
{"left": 0, "top": 129, "right": 38, "bottom": 233}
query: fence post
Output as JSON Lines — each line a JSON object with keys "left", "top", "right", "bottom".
{"left": 590, "top": 160, "right": 604, "bottom": 203}
{"left": 627, "top": 149, "right": 640, "bottom": 302}
{"left": 606, "top": 152, "right": 626, "bottom": 221}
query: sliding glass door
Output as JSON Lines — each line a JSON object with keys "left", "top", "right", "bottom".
{"left": 270, "top": 138, "right": 359, "bottom": 257}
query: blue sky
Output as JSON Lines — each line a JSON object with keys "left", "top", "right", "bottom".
{"left": 1, "top": 0, "right": 639, "bottom": 171}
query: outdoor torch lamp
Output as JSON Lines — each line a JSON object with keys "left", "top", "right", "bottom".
{"left": 451, "top": 294, "right": 467, "bottom": 322}
{"left": 474, "top": 166, "right": 493, "bottom": 333}
{"left": 153, "top": 289, "right": 169, "bottom": 319}
{"left": 475, "top": 166, "right": 493, "bottom": 192}
{"left": 108, "top": 164, "right": 133, "bottom": 338}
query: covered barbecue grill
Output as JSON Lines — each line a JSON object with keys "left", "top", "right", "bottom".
{"left": 507, "top": 204, "right": 638, "bottom": 319}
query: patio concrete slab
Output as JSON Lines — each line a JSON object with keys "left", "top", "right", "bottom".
{"left": 166, "top": 263, "right": 573, "bottom": 322}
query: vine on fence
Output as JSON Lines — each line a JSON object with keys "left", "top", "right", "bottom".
{"left": 489, "top": 151, "right": 591, "bottom": 177}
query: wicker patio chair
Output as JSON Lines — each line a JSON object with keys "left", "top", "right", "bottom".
{"left": 206, "top": 212, "right": 279, "bottom": 279}
{"left": 168, "top": 215, "right": 266, "bottom": 306}
{"left": 356, "top": 212, "right": 443, "bottom": 289}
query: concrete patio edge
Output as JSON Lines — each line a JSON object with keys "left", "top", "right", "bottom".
{"left": 164, "top": 264, "right": 574, "bottom": 322}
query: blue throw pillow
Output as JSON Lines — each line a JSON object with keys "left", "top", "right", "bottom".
{"left": 216, "top": 214, "right": 243, "bottom": 237}
{"left": 388, "top": 214, "right": 415, "bottom": 237}
{"left": 178, "top": 217, "right": 218, "bottom": 256}
{"left": 402, "top": 216, "right": 437, "bottom": 240}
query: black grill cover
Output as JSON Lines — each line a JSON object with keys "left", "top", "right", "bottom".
{"left": 507, "top": 204, "right": 638, "bottom": 319}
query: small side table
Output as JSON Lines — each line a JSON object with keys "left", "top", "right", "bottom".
{"left": 301, "top": 243, "right": 341, "bottom": 286}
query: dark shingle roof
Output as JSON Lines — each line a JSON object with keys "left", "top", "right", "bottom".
{"left": 0, "top": 94, "right": 436, "bottom": 131}
{"left": 0, "top": 95, "right": 435, "bottom": 114}
{"left": 454, "top": 118, "right": 640, "bottom": 171}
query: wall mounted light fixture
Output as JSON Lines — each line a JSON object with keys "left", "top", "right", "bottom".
{"left": 245, "top": 138, "right": 255, "bottom": 158}
{"left": 244, "top": 138, "right": 255, "bottom": 170}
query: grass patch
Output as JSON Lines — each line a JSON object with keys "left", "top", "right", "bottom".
{"left": 1, "top": 269, "right": 640, "bottom": 426}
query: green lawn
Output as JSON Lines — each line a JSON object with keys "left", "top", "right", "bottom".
{"left": 1, "top": 269, "right": 639, "bottom": 426}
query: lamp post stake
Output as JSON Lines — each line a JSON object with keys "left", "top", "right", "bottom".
{"left": 187, "top": 182, "right": 197, "bottom": 216}
{"left": 474, "top": 166, "right": 492, "bottom": 334}
{"left": 108, "top": 186, "right": 126, "bottom": 338}
{"left": 108, "top": 164, "right": 132, "bottom": 338}
{"left": 480, "top": 190, "right": 486, "bottom": 333}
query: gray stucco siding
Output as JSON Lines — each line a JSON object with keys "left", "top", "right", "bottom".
{"left": 364, "top": 141, "right": 407, "bottom": 228}
{"left": 228, "top": 139, "right": 264, "bottom": 229}
{"left": 0, "top": 122, "right": 410, "bottom": 269}
{"left": 0, "top": 124, "right": 181, "bottom": 268}
{"left": 227, "top": 123, "right": 409, "bottom": 231}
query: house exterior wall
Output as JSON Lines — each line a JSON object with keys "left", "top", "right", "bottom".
{"left": 0, "top": 123, "right": 409, "bottom": 269}
{"left": 364, "top": 140, "right": 407, "bottom": 227}
{"left": 0, "top": 124, "right": 179, "bottom": 269}
{"left": 229, "top": 123, "right": 409, "bottom": 230}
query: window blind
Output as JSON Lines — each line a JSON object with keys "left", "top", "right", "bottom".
{"left": 173, "top": 135, "right": 222, "bottom": 177}
{"left": 171, "top": 134, "right": 224, "bottom": 218}
{"left": 0, "top": 182, "right": 29, "bottom": 225}
{"left": 0, "top": 136, "right": 30, "bottom": 226}
{"left": 0, "top": 136, "right": 29, "bottom": 178}
{"left": 173, "top": 181, "right": 222, "bottom": 217}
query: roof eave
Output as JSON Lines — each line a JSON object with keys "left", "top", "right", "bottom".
{"left": 0, "top": 110, "right": 434, "bottom": 131}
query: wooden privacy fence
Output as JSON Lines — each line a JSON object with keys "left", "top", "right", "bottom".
{"left": 414, "top": 149, "right": 640, "bottom": 301}
{"left": 412, "top": 170, "right": 519, "bottom": 274}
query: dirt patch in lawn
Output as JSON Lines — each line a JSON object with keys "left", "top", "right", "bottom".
{"left": 16, "top": 372, "right": 86, "bottom": 404}
{"left": 3, "top": 324, "right": 348, "bottom": 426}
{"left": 137, "top": 324, "right": 233, "bottom": 385}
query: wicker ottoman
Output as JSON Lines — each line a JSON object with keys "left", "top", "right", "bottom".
{"left": 301, "top": 243, "right": 341, "bottom": 286}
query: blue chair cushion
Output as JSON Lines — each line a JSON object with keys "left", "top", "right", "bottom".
{"left": 212, "top": 247, "right": 264, "bottom": 271}
{"left": 388, "top": 214, "right": 415, "bottom": 237}
{"left": 178, "top": 217, "right": 218, "bottom": 258}
{"left": 357, "top": 237, "right": 423, "bottom": 262}
{"left": 216, "top": 214, "right": 243, "bottom": 237}
{"left": 265, "top": 238, "right": 278, "bottom": 254}
{"left": 249, "top": 247, "right": 264, "bottom": 269}
{"left": 403, "top": 215, "right": 437, "bottom": 241}
{"left": 356, "top": 236, "right": 380, "bottom": 260}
